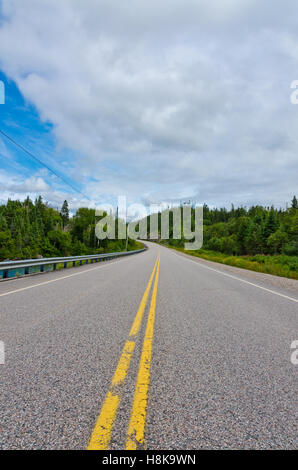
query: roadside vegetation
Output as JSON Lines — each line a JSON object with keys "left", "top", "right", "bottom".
{"left": 0, "top": 196, "right": 141, "bottom": 260}
{"left": 164, "top": 246, "right": 298, "bottom": 280}
{"left": 155, "top": 196, "right": 298, "bottom": 279}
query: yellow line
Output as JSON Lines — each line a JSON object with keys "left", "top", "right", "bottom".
{"left": 87, "top": 254, "right": 159, "bottom": 450}
{"left": 111, "top": 340, "right": 135, "bottom": 387}
{"left": 88, "top": 392, "right": 120, "bottom": 450}
{"left": 126, "top": 254, "right": 160, "bottom": 450}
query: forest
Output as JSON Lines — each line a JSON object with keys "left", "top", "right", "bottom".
{"left": 150, "top": 196, "right": 298, "bottom": 279}
{"left": 0, "top": 196, "right": 140, "bottom": 260}
{"left": 0, "top": 196, "right": 297, "bottom": 279}
{"left": 162, "top": 196, "right": 298, "bottom": 256}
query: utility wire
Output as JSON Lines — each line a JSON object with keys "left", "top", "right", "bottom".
{"left": 0, "top": 129, "right": 90, "bottom": 200}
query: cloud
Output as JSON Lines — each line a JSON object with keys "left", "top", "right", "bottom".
{"left": 0, "top": 171, "right": 48, "bottom": 192}
{"left": 0, "top": 169, "right": 94, "bottom": 211}
{"left": 7, "top": 175, "right": 49, "bottom": 192}
{"left": 0, "top": 0, "right": 298, "bottom": 208}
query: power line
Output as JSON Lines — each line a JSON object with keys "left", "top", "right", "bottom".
{"left": 0, "top": 129, "right": 90, "bottom": 200}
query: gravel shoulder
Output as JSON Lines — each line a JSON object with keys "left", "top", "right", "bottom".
{"left": 170, "top": 247, "right": 298, "bottom": 296}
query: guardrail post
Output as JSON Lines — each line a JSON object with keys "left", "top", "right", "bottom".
{"left": 0, "top": 248, "right": 145, "bottom": 280}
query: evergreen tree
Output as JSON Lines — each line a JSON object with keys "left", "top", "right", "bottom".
{"left": 60, "top": 200, "right": 69, "bottom": 229}
{"left": 291, "top": 195, "right": 298, "bottom": 209}
{"left": 236, "top": 217, "right": 249, "bottom": 254}
{"left": 267, "top": 228, "right": 288, "bottom": 254}
{"left": 263, "top": 207, "right": 278, "bottom": 244}
{"left": 1, "top": 196, "right": 297, "bottom": 262}
{"left": 245, "top": 220, "right": 263, "bottom": 255}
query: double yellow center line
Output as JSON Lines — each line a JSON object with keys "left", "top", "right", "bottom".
{"left": 87, "top": 252, "right": 160, "bottom": 450}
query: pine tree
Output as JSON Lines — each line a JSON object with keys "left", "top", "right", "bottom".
{"left": 263, "top": 207, "right": 278, "bottom": 241}
{"left": 291, "top": 195, "right": 298, "bottom": 209}
{"left": 245, "top": 220, "right": 263, "bottom": 255}
{"left": 61, "top": 200, "right": 69, "bottom": 229}
{"left": 236, "top": 217, "right": 249, "bottom": 254}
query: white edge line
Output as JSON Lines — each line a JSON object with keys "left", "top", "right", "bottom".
{"left": 0, "top": 255, "right": 139, "bottom": 298}
{"left": 173, "top": 252, "right": 298, "bottom": 304}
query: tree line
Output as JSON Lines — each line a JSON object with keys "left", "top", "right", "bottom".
{"left": 155, "top": 196, "right": 298, "bottom": 256}
{"left": 0, "top": 196, "right": 139, "bottom": 260}
{"left": 1, "top": 195, "right": 297, "bottom": 261}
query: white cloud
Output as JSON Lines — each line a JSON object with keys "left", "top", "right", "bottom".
{"left": 0, "top": 173, "right": 48, "bottom": 193}
{"left": 0, "top": 0, "right": 298, "bottom": 208}
{"left": 0, "top": 170, "right": 94, "bottom": 211}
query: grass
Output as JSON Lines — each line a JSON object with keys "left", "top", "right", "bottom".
{"left": 162, "top": 244, "right": 298, "bottom": 280}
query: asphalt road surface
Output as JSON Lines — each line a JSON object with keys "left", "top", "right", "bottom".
{"left": 0, "top": 242, "right": 297, "bottom": 450}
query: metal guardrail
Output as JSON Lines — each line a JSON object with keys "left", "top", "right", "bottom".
{"left": 0, "top": 248, "right": 146, "bottom": 279}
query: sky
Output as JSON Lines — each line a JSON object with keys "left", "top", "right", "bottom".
{"left": 0, "top": 0, "right": 298, "bottom": 211}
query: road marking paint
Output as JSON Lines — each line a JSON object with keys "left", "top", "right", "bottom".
{"left": 126, "top": 254, "right": 160, "bottom": 450}
{"left": 87, "top": 254, "right": 159, "bottom": 450}
{"left": 88, "top": 392, "right": 120, "bottom": 450}
{"left": 173, "top": 252, "right": 298, "bottom": 304}
{"left": 0, "top": 253, "right": 147, "bottom": 298}
{"left": 112, "top": 340, "right": 135, "bottom": 387}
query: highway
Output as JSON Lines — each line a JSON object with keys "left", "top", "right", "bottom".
{"left": 0, "top": 242, "right": 297, "bottom": 450}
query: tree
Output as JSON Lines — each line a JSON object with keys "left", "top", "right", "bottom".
{"left": 245, "top": 220, "right": 263, "bottom": 255}
{"left": 221, "top": 235, "right": 238, "bottom": 255}
{"left": 263, "top": 208, "right": 279, "bottom": 248}
{"left": 236, "top": 217, "right": 250, "bottom": 254}
{"left": 206, "top": 236, "right": 222, "bottom": 251}
{"left": 61, "top": 200, "right": 69, "bottom": 229}
{"left": 2, "top": 195, "right": 297, "bottom": 263}
{"left": 0, "top": 230, "right": 15, "bottom": 259}
{"left": 283, "top": 240, "right": 298, "bottom": 256}
{"left": 47, "top": 230, "right": 72, "bottom": 256}
{"left": 267, "top": 229, "right": 288, "bottom": 254}
{"left": 0, "top": 197, "right": 138, "bottom": 261}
